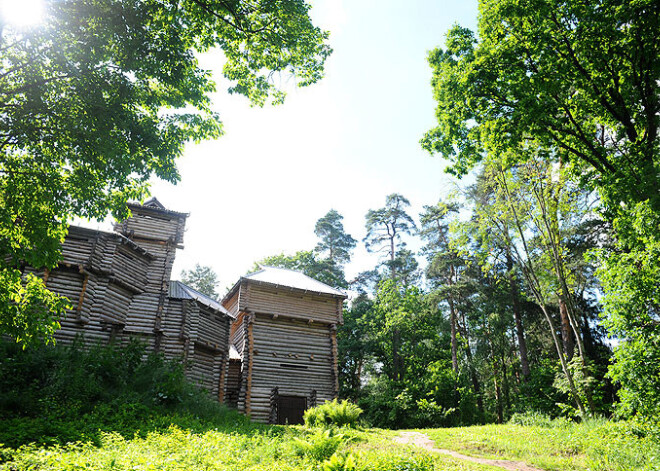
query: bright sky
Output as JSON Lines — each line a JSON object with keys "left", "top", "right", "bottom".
{"left": 99, "top": 0, "right": 479, "bottom": 294}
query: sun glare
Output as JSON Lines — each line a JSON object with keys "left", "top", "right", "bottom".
{"left": 0, "top": 0, "right": 45, "bottom": 28}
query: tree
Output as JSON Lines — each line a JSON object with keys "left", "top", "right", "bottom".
{"left": 364, "top": 194, "right": 417, "bottom": 281}
{"left": 181, "top": 264, "right": 219, "bottom": 299}
{"left": 422, "top": 0, "right": 654, "bottom": 418}
{"left": 369, "top": 280, "right": 429, "bottom": 383}
{"left": 472, "top": 160, "right": 595, "bottom": 415}
{"left": 314, "top": 210, "right": 357, "bottom": 267}
{"left": 363, "top": 194, "right": 417, "bottom": 384}
{"left": 420, "top": 200, "right": 463, "bottom": 373}
{"left": 338, "top": 292, "right": 374, "bottom": 400}
{"left": 0, "top": 0, "right": 330, "bottom": 345}
{"left": 253, "top": 251, "right": 346, "bottom": 289}
{"left": 596, "top": 204, "right": 660, "bottom": 418}
{"left": 421, "top": 0, "right": 660, "bottom": 212}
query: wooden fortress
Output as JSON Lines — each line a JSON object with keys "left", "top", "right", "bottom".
{"left": 46, "top": 198, "right": 346, "bottom": 423}
{"left": 48, "top": 198, "right": 233, "bottom": 398}
{"left": 222, "top": 267, "right": 347, "bottom": 424}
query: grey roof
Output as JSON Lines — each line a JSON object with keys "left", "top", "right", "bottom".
{"left": 169, "top": 281, "right": 232, "bottom": 316}
{"left": 243, "top": 266, "right": 347, "bottom": 298}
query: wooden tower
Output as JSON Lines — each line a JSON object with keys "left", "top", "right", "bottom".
{"left": 222, "top": 266, "right": 347, "bottom": 424}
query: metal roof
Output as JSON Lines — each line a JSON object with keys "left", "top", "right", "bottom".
{"left": 243, "top": 266, "right": 347, "bottom": 298}
{"left": 169, "top": 281, "right": 232, "bottom": 316}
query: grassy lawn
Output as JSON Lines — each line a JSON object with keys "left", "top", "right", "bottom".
{"left": 2, "top": 416, "right": 659, "bottom": 471}
{"left": 1, "top": 423, "right": 499, "bottom": 471}
{"left": 425, "top": 419, "right": 660, "bottom": 471}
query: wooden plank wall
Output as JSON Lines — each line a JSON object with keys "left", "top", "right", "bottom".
{"left": 122, "top": 240, "right": 174, "bottom": 336}
{"left": 188, "top": 344, "right": 223, "bottom": 397}
{"left": 248, "top": 314, "right": 336, "bottom": 423}
{"left": 246, "top": 284, "right": 341, "bottom": 324}
{"left": 47, "top": 205, "right": 232, "bottom": 405}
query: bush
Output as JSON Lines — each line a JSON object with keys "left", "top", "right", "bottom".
{"left": 0, "top": 338, "right": 250, "bottom": 447}
{"left": 290, "top": 429, "right": 346, "bottom": 461}
{"left": 304, "top": 399, "right": 363, "bottom": 428}
{"left": 322, "top": 452, "right": 359, "bottom": 471}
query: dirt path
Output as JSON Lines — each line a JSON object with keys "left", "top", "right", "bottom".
{"left": 394, "top": 431, "right": 545, "bottom": 471}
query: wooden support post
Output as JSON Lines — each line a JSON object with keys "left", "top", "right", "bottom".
{"left": 76, "top": 273, "right": 90, "bottom": 323}
{"left": 329, "top": 324, "right": 339, "bottom": 398}
{"left": 218, "top": 353, "right": 228, "bottom": 404}
{"left": 245, "top": 313, "right": 255, "bottom": 417}
{"left": 310, "top": 389, "right": 317, "bottom": 409}
{"left": 269, "top": 387, "right": 279, "bottom": 424}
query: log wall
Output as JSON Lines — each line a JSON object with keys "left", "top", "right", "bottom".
{"left": 245, "top": 283, "right": 343, "bottom": 324}
{"left": 233, "top": 314, "right": 337, "bottom": 423}
{"left": 48, "top": 203, "right": 232, "bottom": 401}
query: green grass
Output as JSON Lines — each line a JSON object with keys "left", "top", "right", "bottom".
{"left": 2, "top": 341, "right": 658, "bottom": 471}
{"left": 3, "top": 416, "right": 659, "bottom": 470}
{"left": 0, "top": 424, "right": 492, "bottom": 471}
{"left": 425, "top": 418, "right": 660, "bottom": 471}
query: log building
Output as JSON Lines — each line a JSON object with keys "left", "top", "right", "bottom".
{"left": 48, "top": 198, "right": 233, "bottom": 399}
{"left": 222, "top": 267, "right": 347, "bottom": 424}
{"left": 44, "top": 198, "right": 346, "bottom": 421}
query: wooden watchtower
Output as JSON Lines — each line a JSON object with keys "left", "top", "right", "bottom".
{"left": 222, "top": 267, "right": 347, "bottom": 424}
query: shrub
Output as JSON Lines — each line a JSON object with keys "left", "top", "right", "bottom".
{"left": 304, "top": 399, "right": 363, "bottom": 428}
{"left": 290, "top": 429, "right": 347, "bottom": 461}
{"left": 0, "top": 338, "right": 250, "bottom": 447}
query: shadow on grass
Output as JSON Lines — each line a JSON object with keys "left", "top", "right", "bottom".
{"left": 0, "top": 404, "right": 283, "bottom": 450}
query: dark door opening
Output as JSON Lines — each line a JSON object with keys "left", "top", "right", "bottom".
{"left": 277, "top": 395, "right": 307, "bottom": 425}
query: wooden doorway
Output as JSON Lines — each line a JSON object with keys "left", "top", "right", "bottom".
{"left": 277, "top": 395, "right": 307, "bottom": 425}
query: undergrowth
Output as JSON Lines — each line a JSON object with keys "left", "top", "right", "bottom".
{"left": 1, "top": 340, "right": 658, "bottom": 471}
{"left": 0, "top": 338, "right": 255, "bottom": 448}
{"left": 304, "top": 399, "right": 363, "bottom": 428}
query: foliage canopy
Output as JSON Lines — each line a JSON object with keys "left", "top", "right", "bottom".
{"left": 0, "top": 0, "right": 330, "bottom": 345}
{"left": 422, "top": 0, "right": 660, "bottom": 212}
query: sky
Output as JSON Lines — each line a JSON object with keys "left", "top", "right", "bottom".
{"left": 92, "top": 0, "right": 479, "bottom": 295}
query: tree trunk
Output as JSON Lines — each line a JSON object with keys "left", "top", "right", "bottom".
{"left": 448, "top": 295, "right": 459, "bottom": 373}
{"left": 497, "top": 167, "right": 587, "bottom": 416}
{"left": 485, "top": 321, "right": 504, "bottom": 424}
{"left": 506, "top": 251, "right": 531, "bottom": 380}
{"left": 392, "top": 330, "right": 401, "bottom": 381}
{"left": 459, "top": 307, "right": 484, "bottom": 414}
{"left": 559, "top": 299, "right": 575, "bottom": 360}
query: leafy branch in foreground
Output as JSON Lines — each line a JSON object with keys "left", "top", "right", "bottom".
{"left": 0, "top": 0, "right": 331, "bottom": 346}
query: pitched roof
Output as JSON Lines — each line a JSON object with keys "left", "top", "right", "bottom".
{"left": 242, "top": 266, "right": 347, "bottom": 298}
{"left": 169, "top": 280, "right": 232, "bottom": 316}
{"left": 126, "top": 198, "right": 189, "bottom": 218}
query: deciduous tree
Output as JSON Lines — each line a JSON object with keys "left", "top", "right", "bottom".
{"left": 0, "top": 0, "right": 330, "bottom": 345}
{"left": 422, "top": 0, "right": 660, "bottom": 211}
{"left": 181, "top": 264, "right": 219, "bottom": 299}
